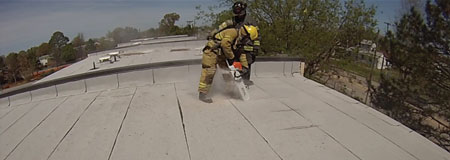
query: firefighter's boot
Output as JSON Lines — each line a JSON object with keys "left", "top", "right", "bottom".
{"left": 244, "top": 79, "right": 254, "bottom": 86}
{"left": 199, "top": 92, "right": 213, "bottom": 103}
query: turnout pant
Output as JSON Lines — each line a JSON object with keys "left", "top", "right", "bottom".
{"left": 198, "top": 49, "right": 228, "bottom": 94}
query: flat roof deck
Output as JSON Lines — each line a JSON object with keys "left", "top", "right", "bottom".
{"left": 0, "top": 68, "right": 449, "bottom": 160}
{"left": 35, "top": 39, "right": 205, "bottom": 84}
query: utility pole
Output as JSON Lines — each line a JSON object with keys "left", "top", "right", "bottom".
{"left": 381, "top": 22, "right": 391, "bottom": 78}
{"left": 365, "top": 43, "right": 377, "bottom": 104}
{"left": 365, "top": 30, "right": 380, "bottom": 104}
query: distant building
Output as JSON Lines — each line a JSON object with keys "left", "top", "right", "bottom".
{"left": 38, "top": 55, "right": 51, "bottom": 67}
{"left": 350, "top": 40, "right": 390, "bottom": 70}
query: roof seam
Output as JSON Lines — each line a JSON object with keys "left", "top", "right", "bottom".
{"left": 229, "top": 100, "right": 284, "bottom": 160}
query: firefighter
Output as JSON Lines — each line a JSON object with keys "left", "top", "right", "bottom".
{"left": 240, "top": 28, "right": 260, "bottom": 86}
{"left": 198, "top": 25, "right": 259, "bottom": 103}
{"left": 214, "top": 1, "right": 259, "bottom": 86}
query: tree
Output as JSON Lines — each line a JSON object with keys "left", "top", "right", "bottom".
{"left": 27, "top": 47, "right": 39, "bottom": 71}
{"left": 61, "top": 44, "right": 76, "bottom": 63}
{"left": 401, "top": 0, "right": 425, "bottom": 15}
{"left": 49, "top": 31, "right": 69, "bottom": 51}
{"left": 107, "top": 27, "right": 140, "bottom": 44}
{"left": 37, "top": 42, "right": 50, "bottom": 57}
{"left": 0, "top": 56, "right": 6, "bottom": 85}
{"left": 5, "top": 52, "right": 19, "bottom": 83}
{"left": 48, "top": 31, "right": 69, "bottom": 66}
{"left": 17, "top": 50, "right": 31, "bottom": 80}
{"left": 85, "top": 39, "right": 97, "bottom": 53}
{"left": 97, "top": 37, "right": 116, "bottom": 51}
{"left": 159, "top": 13, "right": 181, "bottom": 35}
{"left": 71, "top": 33, "right": 85, "bottom": 47}
{"left": 17, "top": 49, "right": 39, "bottom": 80}
{"left": 372, "top": 0, "right": 450, "bottom": 151}
{"left": 0, "top": 56, "right": 5, "bottom": 70}
{"left": 303, "top": 0, "right": 377, "bottom": 76}
{"left": 143, "top": 28, "right": 160, "bottom": 37}
{"left": 72, "top": 33, "right": 86, "bottom": 59}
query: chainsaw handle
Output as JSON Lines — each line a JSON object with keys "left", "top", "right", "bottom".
{"left": 226, "top": 59, "right": 233, "bottom": 66}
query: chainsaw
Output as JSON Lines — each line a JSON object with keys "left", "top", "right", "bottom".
{"left": 225, "top": 60, "right": 250, "bottom": 101}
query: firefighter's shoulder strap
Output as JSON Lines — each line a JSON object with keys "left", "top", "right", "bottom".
{"left": 211, "top": 20, "right": 238, "bottom": 40}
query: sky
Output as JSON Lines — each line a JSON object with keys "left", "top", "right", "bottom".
{"left": 0, "top": 0, "right": 406, "bottom": 55}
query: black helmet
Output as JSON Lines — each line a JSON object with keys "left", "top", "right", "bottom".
{"left": 232, "top": 1, "right": 247, "bottom": 16}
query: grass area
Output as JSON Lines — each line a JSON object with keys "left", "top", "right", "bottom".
{"left": 258, "top": 53, "right": 397, "bottom": 83}
{"left": 330, "top": 59, "right": 383, "bottom": 82}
